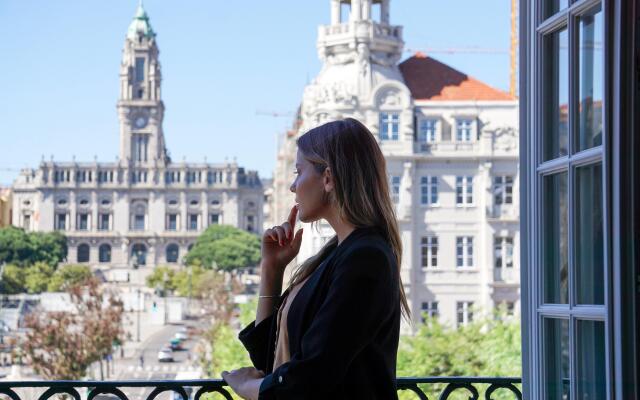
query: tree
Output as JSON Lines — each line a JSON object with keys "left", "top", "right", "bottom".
{"left": 22, "top": 277, "right": 125, "bottom": 380}
{"left": 0, "top": 264, "right": 26, "bottom": 294}
{"left": 184, "top": 225, "right": 260, "bottom": 271}
{"left": 145, "top": 266, "right": 177, "bottom": 295}
{"left": 24, "top": 262, "right": 54, "bottom": 294}
{"left": 47, "top": 264, "right": 93, "bottom": 292}
{"left": 196, "top": 270, "right": 247, "bottom": 388}
{"left": 0, "top": 227, "right": 66, "bottom": 268}
{"left": 396, "top": 314, "right": 521, "bottom": 400}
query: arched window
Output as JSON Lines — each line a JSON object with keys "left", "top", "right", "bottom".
{"left": 99, "top": 244, "right": 112, "bottom": 263}
{"left": 131, "top": 243, "right": 147, "bottom": 266}
{"left": 166, "top": 244, "right": 179, "bottom": 263}
{"left": 77, "top": 244, "right": 90, "bottom": 263}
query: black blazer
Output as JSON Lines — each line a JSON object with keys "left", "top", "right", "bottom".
{"left": 238, "top": 226, "right": 401, "bottom": 399}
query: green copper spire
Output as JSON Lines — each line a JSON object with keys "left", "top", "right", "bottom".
{"left": 127, "top": 1, "right": 156, "bottom": 41}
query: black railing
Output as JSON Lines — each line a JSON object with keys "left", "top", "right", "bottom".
{"left": 0, "top": 377, "right": 522, "bottom": 399}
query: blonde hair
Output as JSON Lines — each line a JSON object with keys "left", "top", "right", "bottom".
{"left": 288, "top": 118, "right": 411, "bottom": 323}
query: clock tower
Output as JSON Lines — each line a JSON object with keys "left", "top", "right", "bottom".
{"left": 117, "top": 2, "right": 168, "bottom": 166}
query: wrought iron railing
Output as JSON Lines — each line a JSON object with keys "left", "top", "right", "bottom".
{"left": 0, "top": 377, "right": 522, "bottom": 399}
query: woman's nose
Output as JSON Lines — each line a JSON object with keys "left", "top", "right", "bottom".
{"left": 289, "top": 183, "right": 296, "bottom": 193}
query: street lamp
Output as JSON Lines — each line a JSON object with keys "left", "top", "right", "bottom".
{"left": 163, "top": 270, "right": 168, "bottom": 325}
{"left": 186, "top": 263, "right": 192, "bottom": 319}
{"left": 136, "top": 288, "right": 142, "bottom": 342}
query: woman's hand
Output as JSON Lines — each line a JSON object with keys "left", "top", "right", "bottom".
{"left": 221, "top": 367, "right": 265, "bottom": 400}
{"left": 261, "top": 204, "right": 304, "bottom": 275}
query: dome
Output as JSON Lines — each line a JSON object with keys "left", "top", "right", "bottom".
{"left": 127, "top": 3, "right": 156, "bottom": 41}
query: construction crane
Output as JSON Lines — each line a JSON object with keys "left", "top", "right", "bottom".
{"left": 405, "top": 0, "right": 519, "bottom": 97}
{"left": 255, "top": 110, "right": 295, "bottom": 118}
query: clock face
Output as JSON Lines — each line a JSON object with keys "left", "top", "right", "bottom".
{"left": 134, "top": 115, "right": 148, "bottom": 129}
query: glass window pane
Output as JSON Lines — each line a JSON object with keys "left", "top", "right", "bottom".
{"left": 543, "top": 28, "right": 569, "bottom": 160}
{"left": 543, "top": 173, "right": 569, "bottom": 304}
{"left": 544, "top": 318, "right": 570, "bottom": 400}
{"left": 576, "top": 163, "right": 604, "bottom": 304}
{"left": 544, "top": 0, "right": 569, "bottom": 20}
{"left": 577, "top": 320, "right": 606, "bottom": 399}
{"left": 578, "top": 5, "right": 604, "bottom": 150}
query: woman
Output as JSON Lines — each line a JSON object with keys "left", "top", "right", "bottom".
{"left": 221, "top": 118, "right": 411, "bottom": 399}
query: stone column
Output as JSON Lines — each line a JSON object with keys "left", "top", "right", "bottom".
{"left": 350, "top": 0, "right": 362, "bottom": 21}
{"left": 331, "top": 0, "right": 341, "bottom": 24}
{"left": 381, "top": 0, "right": 390, "bottom": 24}
{"left": 362, "top": 0, "right": 371, "bottom": 20}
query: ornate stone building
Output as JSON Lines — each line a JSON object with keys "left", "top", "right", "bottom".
{"left": 272, "top": 0, "right": 519, "bottom": 330}
{"left": 11, "top": 4, "right": 263, "bottom": 276}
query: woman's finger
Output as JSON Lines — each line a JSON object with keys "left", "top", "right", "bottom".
{"left": 287, "top": 204, "right": 298, "bottom": 228}
{"left": 273, "top": 226, "right": 286, "bottom": 245}
{"left": 281, "top": 221, "right": 292, "bottom": 240}
{"left": 264, "top": 228, "right": 278, "bottom": 243}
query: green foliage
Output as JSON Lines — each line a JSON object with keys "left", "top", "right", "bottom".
{"left": 0, "top": 262, "right": 92, "bottom": 294}
{"left": 184, "top": 225, "right": 260, "bottom": 271}
{"left": 238, "top": 297, "right": 258, "bottom": 328}
{"left": 0, "top": 226, "right": 67, "bottom": 268}
{"left": 47, "top": 264, "right": 93, "bottom": 292}
{"left": 396, "top": 314, "right": 521, "bottom": 400}
{"left": 172, "top": 264, "right": 206, "bottom": 297}
{"left": 145, "top": 266, "right": 177, "bottom": 295}
{"left": 0, "top": 264, "right": 26, "bottom": 294}
{"left": 24, "top": 262, "right": 54, "bottom": 293}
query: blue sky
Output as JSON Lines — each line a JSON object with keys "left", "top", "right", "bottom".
{"left": 0, "top": 1, "right": 514, "bottom": 184}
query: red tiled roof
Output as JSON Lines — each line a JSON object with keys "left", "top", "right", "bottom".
{"left": 399, "top": 53, "right": 516, "bottom": 101}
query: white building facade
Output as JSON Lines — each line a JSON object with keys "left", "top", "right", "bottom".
{"left": 272, "top": 0, "right": 519, "bottom": 330}
{"left": 11, "top": 5, "right": 263, "bottom": 276}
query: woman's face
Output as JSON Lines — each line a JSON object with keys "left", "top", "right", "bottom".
{"left": 290, "top": 149, "right": 330, "bottom": 223}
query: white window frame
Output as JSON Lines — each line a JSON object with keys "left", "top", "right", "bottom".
{"left": 494, "top": 175, "right": 515, "bottom": 205}
{"left": 456, "top": 301, "right": 474, "bottom": 327}
{"left": 455, "top": 176, "right": 474, "bottom": 206}
{"left": 418, "top": 117, "right": 438, "bottom": 143}
{"left": 420, "top": 176, "right": 439, "bottom": 205}
{"left": 455, "top": 118, "right": 475, "bottom": 142}
{"left": 420, "top": 301, "right": 439, "bottom": 322}
{"left": 420, "top": 236, "right": 438, "bottom": 268}
{"left": 456, "top": 236, "right": 474, "bottom": 268}
{"left": 494, "top": 236, "right": 515, "bottom": 268}
{"left": 379, "top": 112, "right": 400, "bottom": 140}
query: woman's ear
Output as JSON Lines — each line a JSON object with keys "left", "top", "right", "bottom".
{"left": 323, "top": 167, "right": 334, "bottom": 193}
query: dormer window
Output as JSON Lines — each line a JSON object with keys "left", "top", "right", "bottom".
{"left": 455, "top": 118, "right": 475, "bottom": 142}
{"left": 379, "top": 112, "right": 400, "bottom": 140}
{"left": 418, "top": 118, "right": 438, "bottom": 143}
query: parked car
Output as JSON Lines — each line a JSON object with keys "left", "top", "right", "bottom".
{"left": 169, "top": 338, "right": 182, "bottom": 351}
{"left": 175, "top": 331, "right": 188, "bottom": 341}
{"left": 157, "top": 347, "right": 173, "bottom": 362}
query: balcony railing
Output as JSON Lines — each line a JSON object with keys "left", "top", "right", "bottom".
{"left": 0, "top": 377, "right": 522, "bottom": 399}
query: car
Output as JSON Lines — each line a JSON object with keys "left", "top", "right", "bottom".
{"left": 169, "top": 338, "right": 182, "bottom": 351}
{"left": 157, "top": 347, "right": 173, "bottom": 362}
{"left": 175, "top": 331, "right": 188, "bottom": 341}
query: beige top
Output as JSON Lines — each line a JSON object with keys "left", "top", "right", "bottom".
{"left": 273, "top": 275, "right": 312, "bottom": 371}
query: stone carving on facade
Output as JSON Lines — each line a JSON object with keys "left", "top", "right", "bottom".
{"left": 303, "top": 81, "right": 357, "bottom": 109}
{"left": 357, "top": 43, "right": 370, "bottom": 77}
{"left": 492, "top": 126, "right": 518, "bottom": 151}
{"left": 376, "top": 87, "right": 402, "bottom": 108}
{"left": 399, "top": 162, "right": 413, "bottom": 220}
